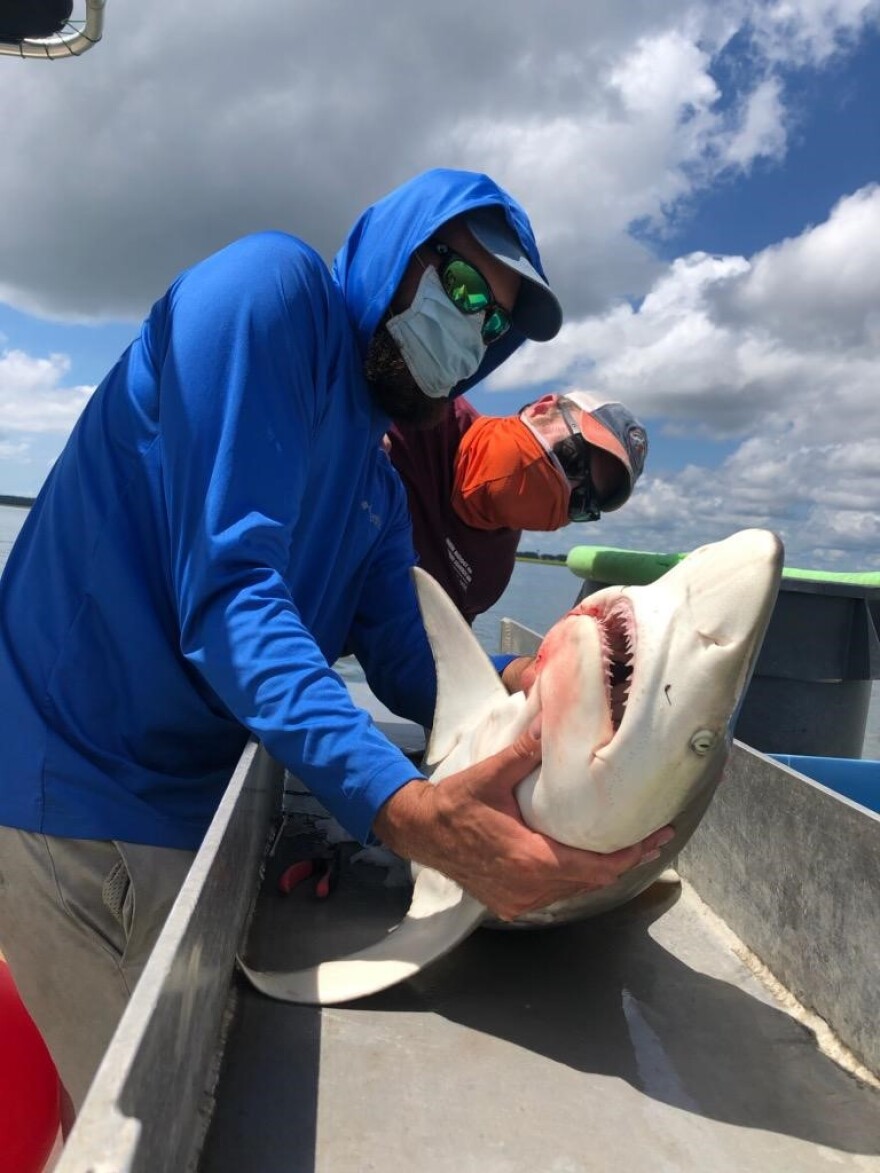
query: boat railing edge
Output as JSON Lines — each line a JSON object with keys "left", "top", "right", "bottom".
{"left": 55, "top": 739, "right": 281, "bottom": 1173}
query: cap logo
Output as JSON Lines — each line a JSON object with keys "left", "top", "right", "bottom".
{"left": 628, "top": 426, "right": 647, "bottom": 460}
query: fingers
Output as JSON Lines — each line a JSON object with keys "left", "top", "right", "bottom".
{"left": 499, "top": 655, "right": 537, "bottom": 695}
{"left": 519, "top": 659, "right": 538, "bottom": 696}
{"left": 471, "top": 822, "right": 678, "bottom": 921}
{"left": 525, "top": 824, "right": 677, "bottom": 895}
{"left": 641, "top": 824, "right": 677, "bottom": 857}
{"left": 445, "top": 727, "right": 541, "bottom": 811}
{"left": 507, "top": 722, "right": 542, "bottom": 762}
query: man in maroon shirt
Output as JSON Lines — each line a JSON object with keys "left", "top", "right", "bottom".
{"left": 387, "top": 390, "right": 648, "bottom": 623}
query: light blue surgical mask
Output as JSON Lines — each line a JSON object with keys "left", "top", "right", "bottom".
{"left": 386, "top": 265, "right": 486, "bottom": 399}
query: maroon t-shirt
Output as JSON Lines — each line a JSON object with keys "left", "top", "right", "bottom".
{"left": 387, "top": 398, "right": 521, "bottom": 624}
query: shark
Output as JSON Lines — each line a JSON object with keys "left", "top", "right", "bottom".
{"left": 239, "top": 527, "right": 783, "bottom": 1005}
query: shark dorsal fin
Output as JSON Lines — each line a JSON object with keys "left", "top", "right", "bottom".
{"left": 412, "top": 566, "right": 509, "bottom": 767}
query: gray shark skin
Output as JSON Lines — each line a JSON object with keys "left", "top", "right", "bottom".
{"left": 239, "top": 528, "right": 783, "bottom": 1004}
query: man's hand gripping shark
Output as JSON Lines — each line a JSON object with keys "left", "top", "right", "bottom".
{"left": 239, "top": 528, "right": 783, "bottom": 1005}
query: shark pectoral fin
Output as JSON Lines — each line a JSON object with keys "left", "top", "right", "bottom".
{"left": 236, "top": 867, "right": 485, "bottom": 1006}
{"left": 413, "top": 567, "right": 509, "bottom": 767}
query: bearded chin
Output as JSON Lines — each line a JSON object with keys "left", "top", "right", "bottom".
{"left": 364, "top": 326, "right": 450, "bottom": 429}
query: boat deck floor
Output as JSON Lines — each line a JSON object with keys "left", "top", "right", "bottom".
{"left": 198, "top": 702, "right": 880, "bottom": 1173}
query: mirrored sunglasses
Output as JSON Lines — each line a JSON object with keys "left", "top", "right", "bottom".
{"left": 556, "top": 400, "right": 602, "bottom": 523}
{"left": 431, "top": 242, "right": 512, "bottom": 344}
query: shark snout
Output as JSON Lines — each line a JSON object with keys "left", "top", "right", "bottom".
{"left": 535, "top": 609, "right": 613, "bottom": 752}
{"left": 678, "top": 529, "right": 783, "bottom": 646}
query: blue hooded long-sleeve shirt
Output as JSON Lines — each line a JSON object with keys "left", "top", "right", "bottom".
{"left": 0, "top": 169, "right": 550, "bottom": 850}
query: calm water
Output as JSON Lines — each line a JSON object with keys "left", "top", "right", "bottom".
{"left": 2, "top": 503, "right": 878, "bottom": 758}
{"left": 0, "top": 504, "right": 25, "bottom": 573}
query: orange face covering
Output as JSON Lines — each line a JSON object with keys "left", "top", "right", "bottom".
{"left": 451, "top": 416, "right": 571, "bottom": 532}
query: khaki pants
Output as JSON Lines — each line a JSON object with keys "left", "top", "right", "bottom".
{"left": 0, "top": 826, "right": 195, "bottom": 1111}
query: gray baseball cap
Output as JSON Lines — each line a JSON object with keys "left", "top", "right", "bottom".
{"left": 562, "top": 391, "right": 649, "bottom": 510}
{"left": 466, "top": 207, "right": 563, "bottom": 342}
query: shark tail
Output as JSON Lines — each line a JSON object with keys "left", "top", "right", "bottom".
{"left": 236, "top": 866, "right": 485, "bottom": 1005}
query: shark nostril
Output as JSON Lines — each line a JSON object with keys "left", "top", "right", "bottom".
{"left": 697, "top": 630, "right": 734, "bottom": 649}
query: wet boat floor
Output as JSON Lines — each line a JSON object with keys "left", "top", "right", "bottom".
{"left": 199, "top": 861, "right": 879, "bottom": 1172}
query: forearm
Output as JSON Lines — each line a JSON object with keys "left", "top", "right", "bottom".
{"left": 372, "top": 778, "right": 439, "bottom": 861}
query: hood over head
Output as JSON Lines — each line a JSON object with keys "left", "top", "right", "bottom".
{"left": 332, "top": 169, "right": 556, "bottom": 397}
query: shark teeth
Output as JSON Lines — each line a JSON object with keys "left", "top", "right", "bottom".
{"left": 577, "top": 596, "right": 636, "bottom": 733}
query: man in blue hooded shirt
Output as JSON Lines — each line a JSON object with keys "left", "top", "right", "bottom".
{"left": 0, "top": 169, "right": 672, "bottom": 1113}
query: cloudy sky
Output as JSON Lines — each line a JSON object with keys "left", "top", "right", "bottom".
{"left": 1, "top": 0, "right": 879, "bottom": 570}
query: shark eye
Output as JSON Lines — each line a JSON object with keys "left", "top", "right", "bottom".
{"left": 690, "top": 730, "right": 717, "bottom": 755}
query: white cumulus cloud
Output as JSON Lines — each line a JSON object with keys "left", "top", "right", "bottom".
{"left": 0, "top": 350, "right": 94, "bottom": 433}
{"left": 497, "top": 184, "right": 880, "bottom": 568}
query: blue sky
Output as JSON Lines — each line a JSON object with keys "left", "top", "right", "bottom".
{"left": 1, "top": 0, "right": 878, "bottom": 569}
{"left": 668, "top": 24, "right": 880, "bottom": 256}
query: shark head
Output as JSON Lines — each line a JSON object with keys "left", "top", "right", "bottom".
{"left": 519, "top": 527, "right": 784, "bottom": 853}
{"left": 239, "top": 528, "right": 783, "bottom": 1003}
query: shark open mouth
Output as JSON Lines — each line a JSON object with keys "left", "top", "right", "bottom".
{"left": 578, "top": 597, "right": 636, "bottom": 734}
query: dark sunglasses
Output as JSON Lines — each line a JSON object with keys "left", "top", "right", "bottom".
{"left": 555, "top": 400, "right": 602, "bottom": 522}
{"left": 430, "top": 242, "right": 512, "bottom": 344}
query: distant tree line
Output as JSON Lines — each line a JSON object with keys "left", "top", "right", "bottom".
{"left": 516, "top": 550, "right": 567, "bottom": 564}
{"left": 0, "top": 494, "right": 35, "bottom": 509}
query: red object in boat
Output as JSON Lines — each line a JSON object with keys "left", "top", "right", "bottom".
{"left": 0, "top": 959, "right": 61, "bottom": 1172}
